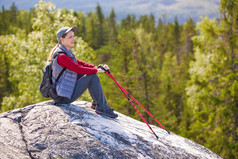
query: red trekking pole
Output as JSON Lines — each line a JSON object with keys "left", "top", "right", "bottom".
{"left": 98, "top": 65, "right": 170, "bottom": 139}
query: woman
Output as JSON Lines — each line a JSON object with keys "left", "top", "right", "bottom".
{"left": 48, "top": 26, "right": 118, "bottom": 118}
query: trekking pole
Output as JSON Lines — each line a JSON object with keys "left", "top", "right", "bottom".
{"left": 112, "top": 79, "right": 170, "bottom": 134}
{"left": 107, "top": 71, "right": 170, "bottom": 135}
{"left": 109, "top": 73, "right": 159, "bottom": 139}
{"left": 98, "top": 65, "right": 170, "bottom": 137}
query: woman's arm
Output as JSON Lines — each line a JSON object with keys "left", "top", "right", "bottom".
{"left": 57, "top": 54, "right": 97, "bottom": 74}
{"left": 76, "top": 59, "right": 95, "bottom": 68}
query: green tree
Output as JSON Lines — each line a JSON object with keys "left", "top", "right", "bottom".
{"left": 106, "top": 29, "right": 137, "bottom": 116}
{"left": 133, "top": 27, "right": 159, "bottom": 122}
{"left": 137, "top": 14, "right": 155, "bottom": 33}
{"left": 85, "top": 11, "right": 99, "bottom": 49}
{"left": 107, "top": 9, "right": 117, "bottom": 46}
{"left": 220, "top": 0, "right": 238, "bottom": 157}
{"left": 10, "top": 2, "right": 17, "bottom": 24}
{"left": 154, "top": 18, "right": 169, "bottom": 69}
{"left": 0, "top": 6, "right": 7, "bottom": 34}
{"left": 0, "top": 35, "right": 14, "bottom": 108}
{"left": 172, "top": 17, "right": 181, "bottom": 65}
{"left": 75, "top": 11, "right": 86, "bottom": 39}
{"left": 96, "top": 3, "right": 108, "bottom": 48}
{"left": 183, "top": 17, "right": 196, "bottom": 56}
{"left": 157, "top": 52, "right": 177, "bottom": 128}
{"left": 186, "top": 15, "right": 238, "bottom": 158}
{"left": 121, "top": 14, "right": 136, "bottom": 30}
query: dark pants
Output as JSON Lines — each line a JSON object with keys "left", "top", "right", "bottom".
{"left": 58, "top": 74, "right": 109, "bottom": 110}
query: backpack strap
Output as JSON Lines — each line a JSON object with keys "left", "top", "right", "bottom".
{"left": 55, "top": 67, "right": 66, "bottom": 82}
{"left": 52, "top": 51, "right": 66, "bottom": 60}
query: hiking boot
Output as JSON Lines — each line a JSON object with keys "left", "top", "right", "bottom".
{"left": 91, "top": 104, "right": 97, "bottom": 109}
{"left": 96, "top": 107, "right": 118, "bottom": 118}
{"left": 91, "top": 101, "right": 97, "bottom": 109}
{"left": 91, "top": 104, "right": 114, "bottom": 111}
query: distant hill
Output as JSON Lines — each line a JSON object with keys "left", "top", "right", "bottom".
{"left": 0, "top": 0, "right": 220, "bottom": 23}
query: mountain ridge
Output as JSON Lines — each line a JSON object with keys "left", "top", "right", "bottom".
{"left": 0, "top": 0, "right": 220, "bottom": 23}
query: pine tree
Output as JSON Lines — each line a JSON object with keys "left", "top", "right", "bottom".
{"left": 0, "top": 6, "right": 6, "bottom": 34}
{"left": 107, "top": 9, "right": 117, "bottom": 46}
{"left": 85, "top": 11, "right": 99, "bottom": 49}
{"left": 10, "top": 2, "right": 17, "bottom": 23}
{"left": 110, "top": 29, "right": 137, "bottom": 116}
{"left": 96, "top": 3, "right": 107, "bottom": 47}
{"left": 133, "top": 27, "right": 156, "bottom": 122}
{"left": 121, "top": 14, "right": 136, "bottom": 30}
{"left": 154, "top": 17, "right": 169, "bottom": 70}
{"left": 137, "top": 14, "right": 155, "bottom": 33}
{"left": 183, "top": 17, "right": 196, "bottom": 56}
{"left": 75, "top": 11, "right": 86, "bottom": 39}
{"left": 172, "top": 17, "right": 181, "bottom": 65}
{"left": 157, "top": 52, "right": 178, "bottom": 128}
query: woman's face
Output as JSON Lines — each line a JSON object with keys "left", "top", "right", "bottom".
{"left": 61, "top": 31, "right": 75, "bottom": 50}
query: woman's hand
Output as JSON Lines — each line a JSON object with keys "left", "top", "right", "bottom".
{"left": 97, "top": 64, "right": 110, "bottom": 73}
{"left": 97, "top": 68, "right": 105, "bottom": 73}
{"left": 103, "top": 64, "right": 110, "bottom": 70}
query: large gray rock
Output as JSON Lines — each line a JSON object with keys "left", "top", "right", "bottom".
{"left": 0, "top": 101, "right": 221, "bottom": 159}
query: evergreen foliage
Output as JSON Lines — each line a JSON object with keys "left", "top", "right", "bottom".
{"left": 0, "top": 0, "right": 237, "bottom": 158}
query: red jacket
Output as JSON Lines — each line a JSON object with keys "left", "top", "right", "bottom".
{"left": 57, "top": 54, "right": 97, "bottom": 74}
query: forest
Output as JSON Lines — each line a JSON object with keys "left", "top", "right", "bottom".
{"left": 0, "top": 0, "right": 237, "bottom": 158}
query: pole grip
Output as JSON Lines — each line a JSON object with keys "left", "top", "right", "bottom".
{"left": 98, "top": 65, "right": 110, "bottom": 73}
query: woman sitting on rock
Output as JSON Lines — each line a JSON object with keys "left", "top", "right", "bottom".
{"left": 48, "top": 26, "right": 118, "bottom": 118}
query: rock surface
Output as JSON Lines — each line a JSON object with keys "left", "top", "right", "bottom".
{"left": 0, "top": 101, "right": 221, "bottom": 159}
